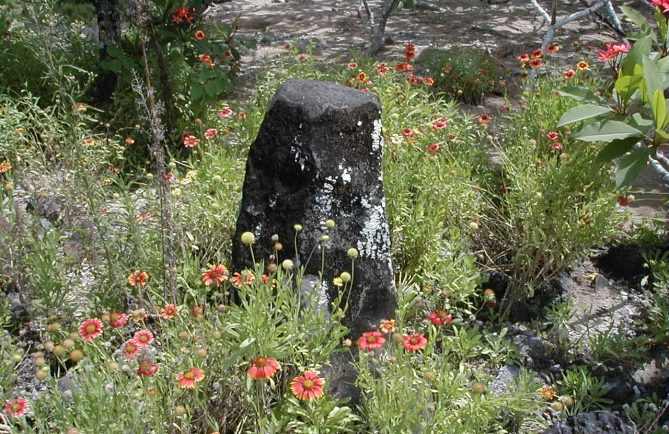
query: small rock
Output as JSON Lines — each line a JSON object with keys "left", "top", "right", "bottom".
{"left": 491, "top": 365, "right": 520, "bottom": 396}
{"left": 543, "top": 411, "right": 635, "bottom": 434}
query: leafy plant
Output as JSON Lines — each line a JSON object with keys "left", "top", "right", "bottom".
{"left": 414, "top": 47, "right": 504, "bottom": 104}
{"left": 557, "top": 366, "right": 612, "bottom": 414}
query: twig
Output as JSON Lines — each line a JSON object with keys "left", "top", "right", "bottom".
{"left": 369, "top": 0, "right": 401, "bottom": 53}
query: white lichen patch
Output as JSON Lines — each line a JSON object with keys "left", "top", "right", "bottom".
{"left": 356, "top": 198, "right": 391, "bottom": 262}
{"left": 291, "top": 140, "right": 307, "bottom": 171}
{"left": 337, "top": 164, "right": 352, "bottom": 184}
{"left": 371, "top": 119, "right": 383, "bottom": 152}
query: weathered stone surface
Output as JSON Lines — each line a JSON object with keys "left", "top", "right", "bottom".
{"left": 543, "top": 411, "right": 635, "bottom": 434}
{"left": 232, "top": 78, "right": 396, "bottom": 337}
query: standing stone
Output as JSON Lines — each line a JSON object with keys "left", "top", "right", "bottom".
{"left": 232, "top": 79, "right": 396, "bottom": 338}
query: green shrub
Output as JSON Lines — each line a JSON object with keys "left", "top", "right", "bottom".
{"left": 414, "top": 47, "right": 504, "bottom": 104}
{"left": 479, "top": 77, "right": 622, "bottom": 302}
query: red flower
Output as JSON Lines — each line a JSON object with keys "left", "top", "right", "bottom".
{"left": 546, "top": 131, "right": 560, "bottom": 141}
{"left": 347, "top": 62, "right": 358, "bottom": 70}
{"left": 248, "top": 357, "right": 281, "bottom": 379}
{"left": 137, "top": 359, "right": 159, "bottom": 377}
{"left": 402, "top": 333, "right": 427, "bottom": 352}
{"left": 576, "top": 61, "right": 589, "bottom": 71}
{"left": 171, "top": 7, "right": 195, "bottom": 25}
{"left": 529, "top": 59, "right": 543, "bottom": 69}
{"left": 198, "top": 54, "right": 214, "bottom": 66}
{"left": 298, "top": 53, "right": 308, "bottom": 62}
{"left": 427, "top": 143, "right": 440, "bottom": 154}
{"left": 563, "top": 69, "right": 576, "bottom": 79}
{"left": 231, "top": 271, "right": 255, "bottom": 287}
{"left": 404, "top": 43, "right": 416, "bottom": 61}
{"left": 201, "top": 264, "right": 229, "bottom": 287}
{"left": 357, "top": 331, "right": 385, "bottom": 351}
{"left": 376, "top": 63, "right": 390, "bottom": 75}
{"left": 379, "top": 319, "right": 396, "bottom": 333}
{"left": 223, "top": 50, "right": 233, "bottom": 58}
{"left": 530, "top": 49, "right": 543, "bottom": 59}
{"left": 163, "top": 172, "right": 176, "bottom": 184}
{"left": 177, "top": 367, "right": 205, "bottom": 388}
{"left": 218, "top": 107, "right": 234, "bottom": 118}
{"left": 0, "top": 162, "right": 13, "bottom": 173}
{"left": 2, "top": 398, "right": 28, "bottom": 418}
{"left": 133, "top": 330, "right": 154, "bottom": 347}
{"left": 160, "top": 304, "right": 179, "bottom": 319}
{"left": 550, "top": 141, "right": 563, "bottom": 152}
{"left": 204, "top": 128, "right": 217, "bottom": 139}
{"left": 478, "top": 114, "right": 492, "bottom": 125}
{"left": 547, "top": 43, "right": 560, "bottom": 53}
{"left": 423, "top": 77, "right": 434, "bottom": 86}
{"left": 291, "top": 371, "right": 325, "bottom": 400}
{"left": 79, "top": 318, "right": 103, "bottom": 341}
{"left": 402, "top": 128, "right": 415, "bottom": 139}
{"left": 428, "top": 310, "right": 453, "bottom": 326}
{"left": 194, "top": 30, "right": 205, "bottom": 40}
{"left": 283, "top": 42, "right": 292, "bottom": 50}
{"left": 123, "top": 339, "right": 142, "bottom": 360}
{"left": 652, "top": 0, "right": 669, "bottom": 16}
{"left": 109, "top": 312, "right": 128, "bottom": 328}
{"left": 598, "top": 43, "right": 631, "bottom": 61}
{"left": 432, "top": 119, "right": 448, "bottom": 130}
{"left": 128, "top": 270, "right": 149, "bottom": 287}
{"left": 395, "top": 62, "right": 413, "bottom": 72}
{"left": 357, "top": 72, "right": 367, "bottom": 82}
{"left": 617, "top": 194, "right": 629, "bottom": 206}
{"left": 517, "top": 53, "right": 530, "bottom": 64}
{"left": 182, "top": 133, "right": 200, "bottom": 148}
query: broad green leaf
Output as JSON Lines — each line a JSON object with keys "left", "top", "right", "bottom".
{"left": 575, "top": 121, "right": 644, "bottom": 142}
{"left": 642, "top": 56, "right": 664, "bottom": 103}
{"left": 622, "top": 35, "right": 652, "bottom": 76}
{"left": 651, "top": 88, "right": 668, "bottom": 128}
{"left": 596, "top": 137, "right": 638, "bottom": 162}
{"left": 558, "top": 86, "right": 607, "bottom": 104}
{"left": 621, "top": 6, "right": 651, "bottom": 30}
{"left": 190, "top": 83, "right": 205, "bottom": 102}
{"left": 614, "top": 74, "right": 643, "bottom": 103}
{"left": 657, "top": 56, "right": 669, "bottom": 75}
{"left": 630, "top": 112, "right": 654, "bottom": 130}
{"left": 615, "top": 148, "right": 650, "bottom": 187}
{"left": 557, "top": 104, "right": 612, "bottom": 127}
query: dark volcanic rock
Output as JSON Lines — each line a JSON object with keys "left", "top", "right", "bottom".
{"left": 543, "top": 411, "right": 635, "bottom": 434}
{"left": 232, "top": 79, "right": 396, "bottom": 338}
{"left": 593, "top": 244, "right": 646, "bottom": 282}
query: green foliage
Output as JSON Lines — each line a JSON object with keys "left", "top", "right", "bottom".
{"left": 559, "top": 6, "right": 669, "bottom": 187}
{"left": 557, "top": 366, "right": 612, "bottom": 414}
{"left": 480, "top": 77, "right": 622, "bottom": 301}
{"left": 414, "top": 47, "right": 504, "bottom": 104}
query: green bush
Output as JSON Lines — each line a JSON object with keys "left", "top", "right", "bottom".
{"left": 414, "top": 47, "right": 504, "bottom": 104}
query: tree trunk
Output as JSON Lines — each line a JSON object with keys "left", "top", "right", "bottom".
{"left": 90, "top": 0, "right": 121, "bottom": 103}
{"left": 369, "top": 0, "right": 400, "bottom": 54}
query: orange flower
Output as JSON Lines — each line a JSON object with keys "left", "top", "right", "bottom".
{"left": 2, "top": 398, "right": 28, "bottom": 418}
{"left": 530, "top": 49, "right": 543, "bottom": 59}
{"left": 357, "top": 331, "right": 385, "bottom": 351}
{"left": 357, "top": 72, "right": 367, "bottom": 82}
{"left": 125, "top": 137, "right": 135, "bottom": 145}
{"left": 201, "top": 264, "right": 229, "bottom": 287}
{"left": 402, "top": 332, "right": 427, "bottom": 352}
{"left": 137, "top": 359, "right": 159, "bottom": 377}
{"left": 478, "top": 114, "right": 492, "bottom": 125}
{"left": 248, "top": 357, "right": 280, "bottom": 379}
{"left": 540, "top": 385, "right": 557, "bottom": 400}
{"left": 160, "top": 304, "right": 179, "bottom": 319}
{"left": 109, "top": 312, "right": 128, "bottom": 328}
{"left": 231, "top": 271, "right": 255, "bottom": 287}
{"left": 177, "top": 368, "right": 205, "bottom": 388}
{"left": 290, "top": 371, "right": 325, "bottom": 400}
{"left": 379, "top": 319, "right": 396, "bottom": 334}
{"left": 133, "top": 330, "right": 154, "bottom": 347}
{"left": 423, "top": 77, "right": 434, "bottom": 86}
{"left": 529, "top": 59, "right": 543, "bottom": 69}
{"left": 0, "top": 162, "right": 12, "bottom": 173}
{"left": 171, "top": 7, "right": 194, "bottom": 25}
{"left": 195, "top": 30, "right": 205, "bottom": 40}
{"left": 347, "top": 62, "right": 358, "bottom": 70}
{"left": 576, "top": 61, "right": 589, "bottom": 71}
{"left": 128, "top": 270, "right": 149, "bottom": 287}
{"left": 79, "top": 318, "right": 103, "bottom": 341}
{"left": 376, "top": 63, "right": 390, "bottom": 75}
{"left": 547, "top": 43, "right": 560, "bottom": 53}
